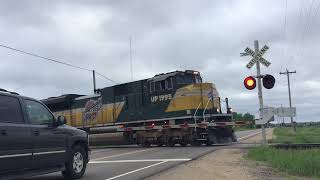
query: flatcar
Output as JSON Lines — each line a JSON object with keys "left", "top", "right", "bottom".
{"left": 42, "top": 70, "right": 236, "bottom": 146}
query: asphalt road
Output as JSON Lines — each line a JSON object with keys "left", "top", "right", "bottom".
{"left": 20, "top": 129, "right": 262, "bottom": 180}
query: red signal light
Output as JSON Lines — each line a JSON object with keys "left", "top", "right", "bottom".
{"left": 244, "top": 76, "right": 256, "bottom": 90}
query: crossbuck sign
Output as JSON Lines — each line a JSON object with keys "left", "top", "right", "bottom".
{"left": 244, "top": 45, "right": 271, "bottom": 69}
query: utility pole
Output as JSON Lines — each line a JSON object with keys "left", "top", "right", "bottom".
{"left": 92, "top": 70, "right": 96, "bottom": 94}
{"left": 280, "top": 69, "right": 296, "bottom": 131}
{"left": 254, "top": 40, "right": 267, "bottom": 144}
{"left": 281, "top": 104, "right": 284, "bottom": 127}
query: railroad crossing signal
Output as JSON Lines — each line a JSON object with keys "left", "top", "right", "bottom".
{"left": 240, "top": 40, "right": 271, "bottom": 144}
{"left": 244, "top": 76, "right": 256, "bottom": 90}
{"left": 244, "top": 45, "right": 271, "bottom": 69}
{"left": 262, "top": 74, "right": 275, "bottom": 89}
{"left": 244, "top": 74, "right": 275, "bottom": 90}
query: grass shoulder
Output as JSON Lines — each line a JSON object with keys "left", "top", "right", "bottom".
{"left": 246, "top": 146, "right": 320, "bottom": 178}
{"left": 270, "top": 127, "right": 320, "bottom": 144}
{"left": 246, "top": 127, "right": 320, "bottom": 178}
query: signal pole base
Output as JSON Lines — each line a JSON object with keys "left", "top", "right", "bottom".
{"left": 261, "top": 125, "right": 267, "bottom": 145}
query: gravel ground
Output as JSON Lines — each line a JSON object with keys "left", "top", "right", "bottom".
{"left": 147, "top": 129, "right": 313, "bottom": 180}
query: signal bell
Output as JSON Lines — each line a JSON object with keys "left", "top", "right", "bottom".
{"left": 263, "top": 74, "right": 275, "bottom": 89}
{"left": 244, "top": 76, "right": 256, "bottom": 90}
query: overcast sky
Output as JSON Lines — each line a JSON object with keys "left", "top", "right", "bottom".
{"left": 0, "top": 0, "right": 319, "bottom": 122}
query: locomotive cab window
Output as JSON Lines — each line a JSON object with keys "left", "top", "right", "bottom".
{"left": 160, "top": 80, "right": 166, "bottom": 90}
{"left": 149, "top": 82, "right": 155, "bottom": 92}
{"left": 177, "top": 75, "right": 194, "bottom": 84}
{"left": 166, "top": 78, "right": 173, "bottom": 89}
{"left": 155, "top": 81, "right": 161, "bottom": 91}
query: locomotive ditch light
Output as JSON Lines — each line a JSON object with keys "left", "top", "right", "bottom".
{"left": 263, "top": 74, "right": 275, "bottom": 89}
{"left": 244, "top": 76, "right": 256, "bottom": 90}
{"left": 185, "top": 70, "right": 200, "bottom": 75}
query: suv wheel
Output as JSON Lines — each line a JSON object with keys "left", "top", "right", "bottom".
{"left": 62, "top": 145, "right": 87, "bottom": 179}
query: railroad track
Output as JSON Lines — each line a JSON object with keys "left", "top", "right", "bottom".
{"left": 270, "top": 143, "right": 320, "bottom": 149}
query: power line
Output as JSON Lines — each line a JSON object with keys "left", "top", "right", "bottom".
{"left": 293, "top": 0, "right": 316, "bottom": 63}
{"left": 282, "top": 0, "right": 288, "bottom": 65}
{"left": 301, "top": 0, "right": 315, "bottom": 42}
{"left": 0, "top": 44, "right": 92, "bottom": 72}
{"left": 95, "top": 71, "right": 119, "bottom": 84}
{"left": 297, "top": 0, "right": 315, "bottom": 57}
{"left": 307, "top": 0, "right": 320, "bottom": 34}
{"left": 295, "top": 1, "right": 304, "bottom": 42}
{"left": 283, "top": 0, "right": 287, "bottom": 41}
{"left": 0, "top": 43, "right": 119, "bottom": 85}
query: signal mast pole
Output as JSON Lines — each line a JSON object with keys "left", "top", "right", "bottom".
{"left": 130, "top": 36, "right": 133, "bottom": 81}
{"left": 93, "top": 70, "right": 96, "bottom": 94}
{"left": 254, "top": 40, "right": 267, "bottom": 144}
{"left": 242, "top": 41, "right": 272, "bottom": 144}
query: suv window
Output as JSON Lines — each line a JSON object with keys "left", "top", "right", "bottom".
{"left": 25, "top": 100, "right": 54, "bottom": 125}
{"left": 0, "top": 95, "right": 24, "bottom": 123}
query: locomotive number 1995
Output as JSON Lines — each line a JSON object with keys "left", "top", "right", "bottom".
{"left": 151, "top": 94, "right": 172, "bottom": 103}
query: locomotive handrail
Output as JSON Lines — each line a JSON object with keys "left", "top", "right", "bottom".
{"left": 193, "top": 102, "right": 202, "bottom": 131}
{"left": 202, "top": 98, "right": 212, "bottom": 123}
{"left": 193, "top": 102, "right": 202, "bottom": 118}
{"left": 112, "top": 101, "right": 123, "bottom": 122}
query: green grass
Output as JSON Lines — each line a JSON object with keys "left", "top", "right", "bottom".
{"left": 270, "top": 127, "right": 320, "bottom": 144}
{"left": 247, "top": 146, "right": 320, "bottom": 178}
{"left": 247, "top": 127, "right": 320, "bottom": 178}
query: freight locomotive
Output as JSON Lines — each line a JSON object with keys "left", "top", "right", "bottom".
{"left": 42, "top": 70, "right": 236, "bottom": 146}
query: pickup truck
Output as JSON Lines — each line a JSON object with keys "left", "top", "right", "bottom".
{"left": 0, "top": 90, "right": 90, "bottom": 179}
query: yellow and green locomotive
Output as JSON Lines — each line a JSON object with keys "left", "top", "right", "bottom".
{"left": 43, "top": 70, "right": 236, "bottom": 146}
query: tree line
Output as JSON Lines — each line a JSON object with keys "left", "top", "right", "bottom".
{"left": 233, "top": 112, "right": 256, "bottom": 129}
{"left": 232, "top": 112, "right": 255, "bottom": 121}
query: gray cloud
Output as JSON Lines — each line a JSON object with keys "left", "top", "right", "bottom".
{"left": 0, "top": 0, "right": 319, "bottom": 122}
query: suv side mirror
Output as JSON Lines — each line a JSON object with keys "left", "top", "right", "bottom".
{"left": 55, "top": 116, "right": 66, "bottom": 126}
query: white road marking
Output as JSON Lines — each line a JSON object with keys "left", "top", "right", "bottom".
{"left": 92, "top": 148, "right": 157, "bottom": 161}
{"left": 237, "top": 130, "right": 262, "bottom": 141}
{"left": 90, "top": 158, "right": 191, "bottom": 164}
{"left": 33, "top": 150, "right": 66, "bottom": 156}
{"left": 92, "top": 149, "right": 112, "bottom": 153}
{"left": 105, "top": 161, "right": 167, "bottom": 180}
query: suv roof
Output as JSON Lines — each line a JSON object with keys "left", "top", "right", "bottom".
{"left": 0, "top": 88, "right": 19, "bottom": 96}
{"left": 0, "top": 89, "right": 38, "bottom": 102}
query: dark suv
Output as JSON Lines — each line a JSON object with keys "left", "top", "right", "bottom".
{"left": 0, "top": 90, "right": 90, "bottom": 179}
